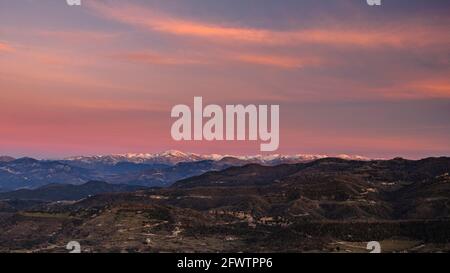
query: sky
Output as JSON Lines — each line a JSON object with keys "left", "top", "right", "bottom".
{"left": 0, "top": 0, "right": 449, "bottom": 159}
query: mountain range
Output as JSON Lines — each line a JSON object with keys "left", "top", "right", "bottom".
{"left": 0, "top": 150, "right": 369, "bottom": 191}
{"left": 64, "top": 150, "right": 369, "bottom": 165}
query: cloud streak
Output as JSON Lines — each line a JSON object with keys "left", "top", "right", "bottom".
{"left": 381, "top": 78, "right": 450, "bottom": 99}
{"left": 87, "top": 2, "right": 449, "bottom": 49}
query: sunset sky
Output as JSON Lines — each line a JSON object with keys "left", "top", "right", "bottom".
{"left": 0, "top": 0, "right": 449, "bottom": 159}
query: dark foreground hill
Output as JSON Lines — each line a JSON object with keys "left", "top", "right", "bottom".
{"left": 0, "top": 157, "right": 449, "bottom": 253}
{"left": 0, "top": 181, "right": 147, "bottom": 202}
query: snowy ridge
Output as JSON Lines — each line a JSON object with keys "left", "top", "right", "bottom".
{"left": 66, "top": 150, "right": 370, "bottom": 165}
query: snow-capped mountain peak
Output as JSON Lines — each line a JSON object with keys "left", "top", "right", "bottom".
{"left": 159, "top": 150, "right": 189, "bottom": 157}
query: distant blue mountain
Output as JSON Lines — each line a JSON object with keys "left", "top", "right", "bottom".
{"left": 0, "top": 156, "right": 242, "bottom": 190}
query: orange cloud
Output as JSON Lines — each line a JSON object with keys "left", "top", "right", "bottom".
{"left": 402, "top": 80, "right": 450, "bottom": 99}
{"left": 0, "top": 42, "right": 14, "bottom": 53}
{"left": 419, "top": 83, "right": 450, "bottom": 97}
{"left": 87, "top": 2, "right": 449, "bottom": 48}
{"left": 372, "top": 77, "right": 450, "bottom": 100}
